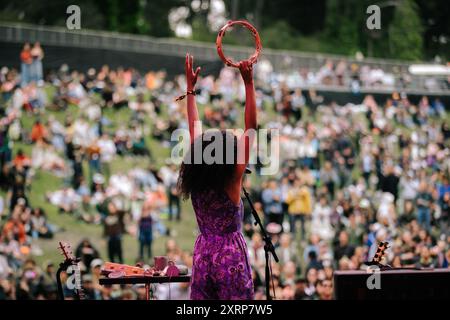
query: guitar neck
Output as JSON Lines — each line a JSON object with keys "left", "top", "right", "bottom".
{"left": 58, "top": 241, "right": 85, "bottom": 300}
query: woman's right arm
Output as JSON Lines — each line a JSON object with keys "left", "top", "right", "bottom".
{"left": 185, "top": 54, "right": 202, "bottom": 142}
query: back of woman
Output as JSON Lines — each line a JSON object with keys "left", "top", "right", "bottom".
{"left": 177, "top": 54, "right": 257, "bottom": 300}
{"left": 190, "top": 189, "right": 253, "bottom": 299}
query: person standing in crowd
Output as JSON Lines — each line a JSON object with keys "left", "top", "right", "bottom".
{"left": 20, "top": 43, "right": 32, "bottom": 87}
{"left": 361, "top": 149, "right": 373, "bottom": 187}
{"left": 97, "top": 133, "right": 116, "bottom": 180}
{"left": 87, "top": 139, "right": 101, "bottom": 187}
{"left": 8, "top": 154, "right": 29, "bottom": 211}
{"left": 30, "top": 42, "right": 44, "bottom": 83}
{"left": 160, "top": 161, "right": 181, "bottom": 221}
{"left": 286, "top": 179, "right": 312, "bottom": 240}
{"left": 262, "top": 179, "right": 284, "bottom": 226}
{"left": 416, "top": 180, "right": 433, "bottom": 232}
{"left": 379, "top": 164, "right": 400, "bottom": 202}
{"left": 319, "top": 161, "right": 339, "bottom": 199}
{"left": 137, "top": 202, "right": 153, "bottom": 262}
{"left": 311, "top": 195, "right": 334, "bottom": 241}
{"left": 103, "top": 202, "right": 126, "bottom": 263}
{"left": 400, "top": 171, "right": 419, "bottom": 212}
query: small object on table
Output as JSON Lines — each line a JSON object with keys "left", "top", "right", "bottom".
{"left": 101, "top": 262, "right": 147, "bottom": 277}
{"left": 154, "top": 256, "right": 168, "bottom": 271}
{"left": 165, "top": 261, "right": 179, "bottom": 277}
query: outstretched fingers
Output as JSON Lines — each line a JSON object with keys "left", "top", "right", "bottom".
{"left": 186, "top": 53, "right": 199, "bottom": 76}
{"left": 194, "top": 66, "right": 201, "bottom": 83}
{"left": 185, "top": 53, "right": 190, "bottom": 71}
{"left": 245, "top": 60, "right": 253, "bottom": 72}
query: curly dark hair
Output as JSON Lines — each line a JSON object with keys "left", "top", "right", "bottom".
{"left": 177, "top": 130, "right": 238, "bottom": 200}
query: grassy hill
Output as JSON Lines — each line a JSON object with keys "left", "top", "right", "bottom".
{"left": 1, "top": 87, "right": 201, "bottom": 267}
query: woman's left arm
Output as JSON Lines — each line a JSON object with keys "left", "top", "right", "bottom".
{"left": 226, "top": 61, "right": 257, "bottom": 206}
{"left": 235, "top": 60, "right": 257, "bottom": 178}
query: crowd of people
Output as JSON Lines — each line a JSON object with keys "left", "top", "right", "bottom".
{"left": 0, "top": 43, "right": 449, "bottom": 300}
{"left": 257, "top": 58, "right": 450, "bottom": 93}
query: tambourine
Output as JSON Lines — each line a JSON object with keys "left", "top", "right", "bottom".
{"left": 216, "top": 20, "right": 262, "bottom": 68}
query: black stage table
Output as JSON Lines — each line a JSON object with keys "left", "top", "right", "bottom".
{"left": 334, "top": 268, "right": 450, "bottom": 299}
{"left": 99, "top": 275, "right": 191, "bottom": 300}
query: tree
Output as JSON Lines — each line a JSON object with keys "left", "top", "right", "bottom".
{"left": 0, "top": 0, "right": 444, "bottom": 60}
{"left": 388, "top": 0, "right": 424, "bottom": 60}
{"left": 323, "top": 0, "right": 367, "bottom": 55}
{"left": 260, "top": 20, "right": 299, "bottom": 50}
{"left": 415, "top": 0, "right": 449, "bottom": 60}
{"left": 144, "top": 0, "right": 180, "bottom": 37}
{"left": 105, "top": 0, "right": 119, "bottom": 31}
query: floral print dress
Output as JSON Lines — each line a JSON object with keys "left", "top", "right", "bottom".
{"left": 190, "top": 189, "right": 254, "bottom": 300}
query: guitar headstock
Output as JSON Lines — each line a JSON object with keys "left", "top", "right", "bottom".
{"left": 372, "top": 241, "right": 389, "bottom": 264}
{"left": 57, "top": 241, "right": 85, "bottom": 300}
{"left": 59, "top": 241, "right": 76, "bottom": 263}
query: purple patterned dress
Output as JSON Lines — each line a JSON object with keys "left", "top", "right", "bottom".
{"left": 190, "top": 189, "right": 254, "bottom": 300}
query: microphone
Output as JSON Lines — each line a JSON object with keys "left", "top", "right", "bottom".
{"left": 245, "top": 167, "right": 252, "bottom": 174}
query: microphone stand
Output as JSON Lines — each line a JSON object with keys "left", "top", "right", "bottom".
{"left": 242, "top": 175, "right": 279, "bottom": 300}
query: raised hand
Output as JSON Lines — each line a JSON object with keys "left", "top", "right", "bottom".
{"left": 185, "top": 53, "right": 201, "bottom": 91}
{"left": 183, "top": 54, "right": 202, "bottom": 141}
{"left": 238, "top": 60, "right": 254, "bottom": 85}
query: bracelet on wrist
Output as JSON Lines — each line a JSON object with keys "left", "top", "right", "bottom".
{"left": 175, "top": 89, "right": 198, "bottom": 101}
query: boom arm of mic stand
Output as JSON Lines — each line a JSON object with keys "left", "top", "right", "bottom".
{"left": 242, "top": 187, "right": 279, "bottom": 263}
